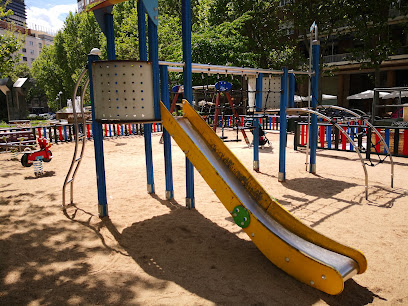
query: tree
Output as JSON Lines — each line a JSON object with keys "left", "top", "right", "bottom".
{"left": 8, "top": 62, "right": 30, "bottom": 82}
{"left": 204, "top": 0, "right": 293, "bottom": 69}
{"left": 344, "top": 0, "right": 408, "bottom": 87}
{"left": 113, "top": 0, "right": 140, "bottom": 59}
{"left": 31, "top": 11, "right": 103, "bottom": 111}
{"left": 0, "top": 1, "right": 24, "bottom": 78}
{"left": 31, "top": 46, "right": 64, "bottom": 111}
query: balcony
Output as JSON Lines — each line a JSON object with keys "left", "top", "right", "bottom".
{"left": 323, "top": 46, "right": 408, "bottom": 65}
{"left": 323, "top": 53, "right": 353, "bottom": 64}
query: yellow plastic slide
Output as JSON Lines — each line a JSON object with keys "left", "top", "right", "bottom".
{"left": 160, "top": 100, "right": 367, "bottom": 295}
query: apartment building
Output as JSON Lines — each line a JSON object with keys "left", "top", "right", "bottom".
{"left": 20, "top": 29, "right": 54, "bottom": 67}
{"left": 289, "top": 5, "right": 408, "bottom": 113}
{"left": 1, "top": 0, "right": 55, "bottom": 67}
{"left": 0, "top": 0, "right": 25, "bottom": 27}
{"left": 320, "top": 16, "right": 408, "bottom": 111}
{"left": 0, "top": 1, "right": 55, "bottom": 118}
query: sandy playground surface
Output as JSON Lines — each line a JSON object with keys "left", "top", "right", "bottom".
{"left": 0, "top": 129, "right": 407, "bottom": 305}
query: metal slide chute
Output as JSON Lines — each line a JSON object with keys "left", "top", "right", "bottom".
{"left": 161, "top": 100, "right": 367, "bottom": 295}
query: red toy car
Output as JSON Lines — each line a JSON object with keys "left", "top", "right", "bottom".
{"left": 21, "top": 137, "right": 52, "bottom": 167}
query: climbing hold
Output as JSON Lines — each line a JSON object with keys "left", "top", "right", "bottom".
{"left": 231, "top": 205, "right": 250, "bottom": 228}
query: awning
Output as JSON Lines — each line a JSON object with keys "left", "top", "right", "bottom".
{"left": 382, "top": 90, "right": 408, "bottom": 99}
{"left": 346, "top": 90, "right": 388, "bottom": 100}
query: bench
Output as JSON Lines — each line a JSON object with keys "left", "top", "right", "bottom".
{"left": 0, "top": 129, "right": 37, "bottom": 151}
{"left": 9, "top": 120, "right": 31, "bottom": 127}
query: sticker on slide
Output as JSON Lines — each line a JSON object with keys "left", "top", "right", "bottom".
{"left": 231, "top": 205, "right": 250, "bottom": 228}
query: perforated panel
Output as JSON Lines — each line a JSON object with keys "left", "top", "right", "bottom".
{"left": 92, "top": 60, "right": 155, "bottom": 122}
{"left": 262, "top": 76, "right": 281, "bottom": 109}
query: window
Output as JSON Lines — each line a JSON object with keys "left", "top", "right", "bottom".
{"left": 30, "top": 50, "right": 35, "bottom": 55}
{"left": 39, "top": 43, "right": 42, "bottom": 48}
{"left": 279, "top": 0, "right": 292, "bottom": 6}
{"left": 29, "top": 41, "right": 33, "bottom": 46}
{"left": 31, "top": 58, "right": 35, "bottom": 62}
{"left": 22, "top": 48, "right": 26, "bottom": 53}
{"left": 23, "top": 57, "right": 27, "bottom": 61}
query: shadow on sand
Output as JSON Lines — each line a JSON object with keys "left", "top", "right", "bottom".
{"left": 91, "top": 195, "right": 381, "bottom": 305}
{"left": 0, "top": 190, "right": 383, "bottom": 305}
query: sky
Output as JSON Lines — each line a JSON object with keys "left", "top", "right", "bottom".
{"left": 25, "top": 0, "right": 78, "bottom": 34}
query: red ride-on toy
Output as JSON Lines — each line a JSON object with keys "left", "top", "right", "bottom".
{"left": 21, "top": 137, "right": 53, "bottom": 167}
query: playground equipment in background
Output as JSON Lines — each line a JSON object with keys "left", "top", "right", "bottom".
{"left": 214, "top": 103, "right": 243, "bottom": 143}
{"left": 0, "top": 129, "right": 36, "bottom": 152}
{"left": 63, "top": 0, "right": 368, "bottom": 295}
{"left": 21, "top": 137, "right": 53, "bottom": 177}
{"left": 159, "top": 84, "right": 183, "bottom": 144}
{"left": 372, "top": 86, "right": 408, "bottom": 122}
{"left": 250, "top": 118, "right": 271, "bottom": 148}
{"left": 318, "top": 106, "right": 394, "bottom": 181}
{"left": 287, "top": 107, "right": 371, "bottom": 199}
{"left": 317, "top": 106, "right": 393, "bottom": 167}
{"left": 251, "top": 23, "right": 395, "bottom": 198}
{"left": 211, "top": 81, "right": 250, "bottom": 146}
{"left": 262, "top": 102, "right": 394, "bottom": 199}
{"left": 170, "top": 81, "right": 249, "bottom": 145}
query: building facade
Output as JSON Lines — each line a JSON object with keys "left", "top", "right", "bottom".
{"left": 293, "top": 6, "right": 408, "bottom": 115}
{"left": 0, "top": 0, "right": 26, "bottom": 27}
{"left": 319, "top": 10, "right": 408, "bottom": 109}
{"left": 0, "top": 0, "right": 55, "bottom": 118}
{"left": 1, "top": 0, "right": 55, "bottom": 68}
{"left": 20, "top": 30, "right": 54, "bottom": 67}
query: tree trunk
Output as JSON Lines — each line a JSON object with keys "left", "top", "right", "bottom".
{"left": 374, "top": 65, "right": 381, "bottom": 88}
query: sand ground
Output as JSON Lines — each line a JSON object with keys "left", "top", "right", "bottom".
{"left": 0, "top": 129, "right": 407, "bottom": 305}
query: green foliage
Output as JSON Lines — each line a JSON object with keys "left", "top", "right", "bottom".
{"left": 31, "top": 11, "right": 103, "bottom": 111}
{"left": 0, "top": 1, "right": 24, "bottom": 78}
{"left": 159, "top": 13, "right": 183, "bottom": 62}
{"left": 0, "top": 121, "right": 10, "bottom": 128}
{"left": 0, "top": 30, "right": 23, "bottom": 77}
{"left": 200, "top": 0, "right": 291, "bottom": 69}
{"left": 31, "top": 46, "right": 63, "bottom": 111}
{"left": 27, "top": 0, "right": 408, "bottom": 109}
{"left": 343, "top": 0, "right": 408, "bottom": 82}
{"left": 114, "top": 0, "right": 140, "bottom": 59}
{"left": 8, "top": 62, "right": 30, "bottom": 82}
{"left": 286, "top": 0, "right": 408, "bottom": 86}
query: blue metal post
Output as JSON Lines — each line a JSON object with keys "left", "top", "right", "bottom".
{"left": 138, "top": 1, "right": 147, "bottom": 58}
{"left": 160, "top": 65, "right": 174, "bottom": 200}
{"left": 253, "top": 73, "right": 263, "bottom": 171}
{"left": 182, "top": 0, "right": 195, "bottom": 209}
{"left": 327, "top": 125, "right": 332, "bottom": 148}
{"left": 87, "top": 7, "right": 116, "bottom": 217}
{"left": 288, "top": 73, "right": 295, "bottom": 108}
{"left": 88, "top": 52, "right": 108, "bottom": 217}
{"left": 278, "top": 68, "right": 288, "bottom": 182}
{"left": 350, "top": 127, "right": 354, "bottom": 151}
{"left": 138, "top": 1, "right": 155, "bottom": 194}
{"left": 384, "top": 129, "right": 390, "bottom": 154}
{"left": 255, "top": 73, "right": 263, "bottom": 111}
{"left": 310, "top": 40, "right": 320, "bottom": 173}
{"left": 105, "top": 13, "right": 116, "bottom": 60}
{"left": 148, "top": 18, "right": 160, "bottom": 120}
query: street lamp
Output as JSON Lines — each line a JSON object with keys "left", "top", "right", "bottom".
{"left": 57, "top": 91, "right": 63, "bottom": 111}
